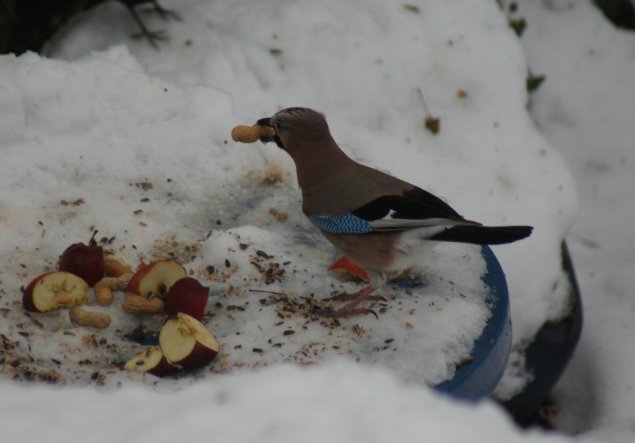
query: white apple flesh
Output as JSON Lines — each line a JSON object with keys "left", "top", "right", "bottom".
{"left": 159, "top": 312, "right": 219, "bottom": 369}
{"left": 124, "top": 346, "right": 179, "bottom": 377}
{"left": 128, "top": 259, "right": 186, "bottom": 298}
{"left": 22, "top": 272, "right": 89, "bottom": 312}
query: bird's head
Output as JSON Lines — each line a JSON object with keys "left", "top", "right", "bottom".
{"left": 257, "top": 107, "right": 329, "bottom": 154}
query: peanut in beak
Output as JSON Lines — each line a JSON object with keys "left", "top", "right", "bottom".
{"left": 231, "top": 124, "right": 276, "bottom": 143}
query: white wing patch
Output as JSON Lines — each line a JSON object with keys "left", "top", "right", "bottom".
{"left": 369, "top": 217, "right": 478, "bottom": 231}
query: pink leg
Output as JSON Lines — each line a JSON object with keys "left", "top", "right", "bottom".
{"left": 325, "top": 286, "right": 381, "bottom": 318}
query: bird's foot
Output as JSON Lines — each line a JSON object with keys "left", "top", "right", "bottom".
{"left": 323, "top": 286, "right": 380, "bottom": 318}
{"left": 325, "top": 306, "right": 378, "bottom": 319}
{"left": 328, "top": 290, "right": 386, "bottom": 303}
{"left": 131, "top": 29, "right": 168, "bottom": 48}
{"left": 150, "top": 0, "right": 182, "bottom": 21}
{"left": 126, "top": 3, "right": 169, "bottom": 49}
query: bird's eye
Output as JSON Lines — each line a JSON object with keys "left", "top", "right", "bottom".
{"left": 274, "top": 118, "right": 289, "bottom": 132}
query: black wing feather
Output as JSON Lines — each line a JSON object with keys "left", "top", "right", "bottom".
{"left": 351, "top": 187, "right": 463, "bottom": 221}
{"left": 429, "top": 225, "right": 533, "bottom": 244}
{"left": 350, "top": 187, "right": 533, "bottom": 245}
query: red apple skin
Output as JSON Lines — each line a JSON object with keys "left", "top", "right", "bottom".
{"left": 22, "top": 272, "right": 53, "bottom": 312}
{"left": 127, "top": 262, "right": 152, "bottom": 294}
{"left": 148, "top": 357, "right": 181, "bottom": 377}
{"left": 58, "top": 233, "right": 104, "bottom": 287}
{"left": 174, "top": 341, "right": 218, "bottom": 369}
{"left": 164, "top": 277, "right": 209, "bottom": 320}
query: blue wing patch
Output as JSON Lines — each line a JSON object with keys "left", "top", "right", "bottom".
{"left": 309, "top": 213, "right": 374, "bottom": 234}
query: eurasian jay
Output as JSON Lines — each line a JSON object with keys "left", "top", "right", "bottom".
{"left": 245, "top": 107, "right": 532, "bottom": 316}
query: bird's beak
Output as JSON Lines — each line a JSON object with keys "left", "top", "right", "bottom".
{"left": 256, "top": 116, "right": 283, "bottom": 148}
{"left": 256, "top": 117, "right": 274, "bottom": 138}
{"left": 257, "top": 117, "right": 273, "bottom": 128}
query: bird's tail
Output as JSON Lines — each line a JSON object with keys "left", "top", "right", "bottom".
{"left": 428, "top": 225, "right": 533, "bottom": 245}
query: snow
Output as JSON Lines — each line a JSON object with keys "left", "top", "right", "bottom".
{"left": 0, "top": 47, "right": 492, "bottom": 389}
{"left": 200, "top": 229, "right": 492, "bottom": 386}
{"left": 0, "top": 362, "right": 570, "bottom": 443}
{"left": 0, "top": 0, "right": 632, "bottom": 441}
{"left": 517, "top": 1, "right": 635, "bottom": 440}
{"left": 44, "top": 0, "right": 578, "bottom": 398}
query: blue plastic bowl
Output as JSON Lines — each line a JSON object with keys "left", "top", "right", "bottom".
{"left": 434, "top": 246, "right": 512, "bottom": 401}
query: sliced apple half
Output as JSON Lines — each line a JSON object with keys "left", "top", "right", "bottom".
{"left": 124, "top": 346, "right": 180, "bottom": 377}
{"left": 159, "top": 312, "right": 219, "bottom": 369}
{"left": 128, "top": 259, "right": 186, "bottom": 298}
{"left": 22, "top": 272, "right": 89, "bottom": 312}
{"left": 164, "top": 277, "right": 209, "bottom": 320}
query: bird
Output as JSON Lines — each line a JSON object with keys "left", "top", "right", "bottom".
{"left": 249, "top": 107, "right": 533, "bottom": 317}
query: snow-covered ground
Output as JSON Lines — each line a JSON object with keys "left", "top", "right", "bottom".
{"left": 0, "top": 0, "right": 632, "bottom": 441}
{"left": 518, "top": 1, "right": 635, "bottom": 440}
